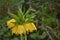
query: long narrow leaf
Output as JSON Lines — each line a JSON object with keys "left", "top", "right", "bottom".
{"left": 8, "top": 11, "right": 19, "bottom": 20}
{"left": 18, "top": 7, "right": 24, "bottom": 20}
{"left": 25, "top": 6, "right": 31, "bottom": 15}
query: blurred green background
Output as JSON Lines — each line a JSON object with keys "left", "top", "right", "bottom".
{"left": 0, "top": 0, "right": 60, "bottom": 40}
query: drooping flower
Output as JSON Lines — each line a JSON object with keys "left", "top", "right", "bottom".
{"left": 29, "top": 23, "right": 37, "bottom": 32}
{"left": 11, "top": 26, "right": 18, "bottom": 35}
{"left": 11, "top": 25, "right": 26, "bottom": 35}
{"left": 7, "top": 19, "right": 16, "bottom": 28}
{"left": 17, "top": 25, "right": 26, "bottom": 34}
{"left": 7, "top": 19, "right": 37, "bottom": 35}
{"left": 23, "top": 23, "right": 37, "bottom": 33}
{"left": 23, "top": 23, "right": 30, "bottom": 33}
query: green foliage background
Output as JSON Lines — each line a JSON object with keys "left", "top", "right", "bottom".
{"left": 0, "top": 0, "right": 60, "bottom": 40}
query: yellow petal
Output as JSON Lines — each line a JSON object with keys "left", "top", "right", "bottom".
{"left": 23, "top": 23, "right": 30, "bottom": 33}
{"left": 7, "top": 19, "right": 16, "bottom": 28}
{"left": 9, "top": 19, "right": 16, "bottom": 22}
{"left": 18, "top": 25, "right": 25, "bottom": 34}
{"left": 23, "top": 23, "right": 37, "bottom": 33}
{"left": 11, "top": 26, "right": 18, "bottom": 35}
{"left": 30, "top": 23, "right": 37, "bottom": 30}
{"left": 29, "top": 23, "right": 34, "bottom": 32}
{"left": 7, "top": 22, "right": 15, "bottom": 28}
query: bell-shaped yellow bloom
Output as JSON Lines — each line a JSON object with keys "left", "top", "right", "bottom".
{"left": 17, "top": 25, "right": 26, "bottom": 34}
{"left": 23, "top": 23, "right": 37, "bottom": 33}
{"left": 7, "top": 19, "right": 16, "bottom": 28}
{"left": 23, "top": 23, "right": 30, "bottom": 33}
{"left": 11, "top": 26, "right": 18, "bottom": 35}
{"left": 29, "top": 23, "right": 37, "bottom": 32}
{"left": 7, "top": 19, "right": 37, "bottom": 35}
{"left": 11, "top": 25, "right": 26, "bottom": 35}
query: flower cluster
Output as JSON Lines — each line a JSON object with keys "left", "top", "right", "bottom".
{"left": 7, "top": 19, "right": 37, "bottom": 35}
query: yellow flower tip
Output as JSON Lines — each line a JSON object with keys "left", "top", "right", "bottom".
{"left": 28, "top": 23, "right": 37, "bottom": 32}
{"left": 31, "top": 23, "right": 37, "bottom": 30}
{"left": 7, "top": 19, "right": 16, "bottom": 28}
{"left": 9, "top": 19, "right": 16, "bottom": 22}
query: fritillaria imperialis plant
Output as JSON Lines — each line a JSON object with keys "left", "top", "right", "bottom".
{"left": 7, "top": 7, "right": 37, "bottom": 40}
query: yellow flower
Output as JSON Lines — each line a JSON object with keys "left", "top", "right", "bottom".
{"left": 23, "top": 23, "right": 30, "bottom": 33}
{"left": 7, "top": 19, "right": 37, "bottom": 35}
{"left": 7, "top": 19, "right": 16, "bottom": 28}
{"left": 11, "top": 25, "right": 26, "bottom": 35}
{"left": 29, "top": 23, "right": 37, "bottom": 32}
{"left": 11, "top": 26, "right": 18, "bottom": 35}
{"left": 23, "top": 23, "right": 37, "bottom": 33}
{"left": 17, "top": 25, "right": 26, "bottom": 34}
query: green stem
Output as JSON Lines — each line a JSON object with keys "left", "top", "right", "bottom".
{"left": 20, "top": 34, "right": 23, "bottom": 40}
{"left": 25, "top": 33, "right": 27, "bottom": 40}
